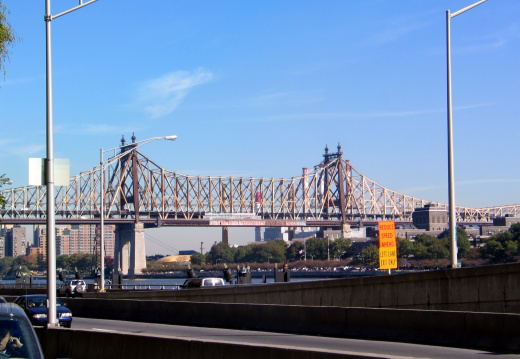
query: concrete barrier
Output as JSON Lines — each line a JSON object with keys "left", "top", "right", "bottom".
{"left": 34, "top": 327, "right": 384, "bottom": 359}
{"left": 62, "top": 298, "right": 520, "bottom": 353}
{"left": 80, "top": 263, "right": 520, "bottom": 314}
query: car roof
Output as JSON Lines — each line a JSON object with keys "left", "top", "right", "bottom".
{"left": 16, "top": 294, "right": 47, "bottom": 298}
{"left": 0, "top": 303, "right": 29, "bottom": 317}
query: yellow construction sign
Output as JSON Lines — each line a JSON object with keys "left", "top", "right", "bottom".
{"left": 379, "top": 221, "right": 397, "bottom": 270}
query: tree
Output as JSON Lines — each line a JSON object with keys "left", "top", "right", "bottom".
{"left": 439, "top": 227, "right": 471, "bottom": 258}
{"left": 304, "top": 238, "right": 328, "bottom": 260}
{"left": 361, "top": 244, "right": 379, "bottom": 268}
{"left": 0, "top": 174, "right": 11, "bottom": 207}
{"left": 235, "top": 245, "right": 254, "bottom": 263}
{"left": 190, "top": 252, "right": 205, "bottom": 266}
{"left": 330, "top": 238, "right": 353, "bottom": 260}
{"left": 205, "top": 242, "right": 236, "bottom": 265}
{"left": 286, "top": 241, "right": 305, "bottom": 262}
{"left": 396, "top": 238, "right": 413, "bottom": 259}
{"left": 250, "top": 240, "right": 287, "bottom": 263}
{"left": 0, "top": 1, "right": 17, "bottom": 79}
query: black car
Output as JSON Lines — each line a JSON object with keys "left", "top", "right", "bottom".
{"left": 13, "top": 295, "right": 72, "bottom": 328}
{"left": 0, "top": 303, "right": 45, "bottom": 358}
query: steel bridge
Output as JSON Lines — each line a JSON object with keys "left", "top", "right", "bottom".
{"left": 0, "top": 141, "right": 517, "bottom": 226}
{"left": 1, "top": 138, "right": 518, "bottom": 274}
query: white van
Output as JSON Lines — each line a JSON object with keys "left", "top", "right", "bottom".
{"left": 181, "top": 277, "right": 225, "bottom": 289}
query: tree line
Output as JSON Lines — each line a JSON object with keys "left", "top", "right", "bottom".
{"left": 361, "top": 224, "right": 520, "bottom": 268}
{"left": 186, "top": 237, "right": 353, "bottom": 267}
{"left": 152, "top": 224, "right": 520, "bottom": 271}
{"left": 0, "top": 253, "right": 112, "bottom": 278}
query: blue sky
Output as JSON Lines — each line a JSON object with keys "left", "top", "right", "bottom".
{"left": 1, "top": 1, "right": 519, "bottom": 254}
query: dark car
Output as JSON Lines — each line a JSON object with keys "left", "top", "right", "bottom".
{"left": 0, "top": 303, "right": 45, "bottom": 358}
{"left": 13, "top": 295, "right": 72, "bottom": 328}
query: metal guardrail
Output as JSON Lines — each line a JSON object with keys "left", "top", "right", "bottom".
{"left": 0, "top": 283, "right": 181, "bottom": 291}
{"left": 106, "top": 284, "right": 180, "bottom": 291}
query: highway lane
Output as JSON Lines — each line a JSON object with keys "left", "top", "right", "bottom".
{"left": 72, "top": 317, "right": 520, "bottom": 359}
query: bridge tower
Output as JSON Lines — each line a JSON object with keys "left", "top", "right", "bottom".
{"left": 110, "top": 134, "right": 148, "bottom": 276}
{"left": 323, "top": 144, "right": 350, "bottom": 237}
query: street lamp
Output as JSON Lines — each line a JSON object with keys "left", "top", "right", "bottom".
{"left": 446, "top": 0, "right": 488, "bottom": 268}
{"left": 45, "top": 0, "right": 99, "bottom": 327}
{"left": 100, "top": 135, "right": 177, "bottom": 291}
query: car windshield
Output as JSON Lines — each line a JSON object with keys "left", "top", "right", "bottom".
{"left": 26, "top": 297, "right": 64, "bottom": 307}
{"left": 0, "top": 314, "right": 44, "bottom": 359}
{"left": 202, "top": 278, "right": 224, "bottom": 286}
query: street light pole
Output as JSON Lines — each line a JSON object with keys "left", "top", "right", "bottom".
{"left": 99, "top": 135, "right": 177, "bottom": 291}
{"left": 446, "top": 0, "right": 488, "bottom": 268}
{"left": 45, "top": 0, "right": 98, "bottom": 327}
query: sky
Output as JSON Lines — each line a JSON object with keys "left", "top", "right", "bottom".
{"left": 1, "top": 1, "right": 519, "bottom": 255}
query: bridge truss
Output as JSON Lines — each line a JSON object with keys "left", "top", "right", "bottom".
{"left": 1, "top": 144, "right": 518, "bottom": 226}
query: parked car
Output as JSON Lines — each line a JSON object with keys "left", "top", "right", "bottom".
{"left": 57, "top": 279, "right": 87, "bottom": 297}
{"left": 0, "top": 303, "right": 45, "bottom": 358}
{"left": 13, "top": 295, "right": 72, "bottom": 328}
{"left": 181, "top": 277, "right": 226, "bottom": 289}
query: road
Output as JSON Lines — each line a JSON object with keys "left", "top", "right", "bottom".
{"left": 73, "top": 317, "right": 520, "bottom": 359}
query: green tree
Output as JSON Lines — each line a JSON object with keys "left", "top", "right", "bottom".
{"left": 330, "top": 238, "right": 353, "bottom": 260}
{"left": 286, "top": 241, "right": 305, "bottom": 262}
{"left": 396, "top": 237, "right": 413, "bottom": 259}
{"left": 235, "top": 245, "right": 254, "bottom": 263}
{"left": 0, "top": 1, "right": 17, "bottom": 79}
{"left": 427, "top": 240, "right": 450, "bottom": 259}
{"left": 480, "top": 239, "right": 505, "bottom": 262}
{"left": 361, "top": 244, "right": 379, "bottom": 268}
{"left": 250, "top": 240, "right": 287, "bottom": 263}
{"left": 0, "top": 174, "right": 11, "bottom": 207}
{"left": 0, "top": 257, "right": 15, "bottom": 277}
{"left": 206, "top": 242, "right": 236, "bottom": 265}
{"left": 190, "top": 252, "right": 205, "bottom": 266}
{"left": 305, "top": 238, "right": 328, "bottom": 260}
{"left": 439, "top": 227, "right": 471, "bottom": 258}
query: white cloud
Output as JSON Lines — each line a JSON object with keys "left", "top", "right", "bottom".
{"left": 137, "top": 69, "right": 213, "bottom": 119}
{"left": 8, "top": 144, "right": 45, "bottom": 157}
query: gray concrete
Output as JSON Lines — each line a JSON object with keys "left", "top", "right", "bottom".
{"left": 81, "top": 263, "right": 520, "bottom": 313}
{"left": 34, "top": 327, "right": 382, "bottom": 359}
{"left": 62, "top": 298, "right": 520, "bottom": 353}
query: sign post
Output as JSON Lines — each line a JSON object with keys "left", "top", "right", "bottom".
{"left": 379, "top": 221, "right": 397, "bottom": 273}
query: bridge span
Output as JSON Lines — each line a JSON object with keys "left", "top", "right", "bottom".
{"left": 1, "top": 138, "right": 519, "bottom": 274}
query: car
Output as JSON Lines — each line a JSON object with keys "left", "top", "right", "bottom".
{"left": 0, "top": 297, "right": 6, "bottom": 304}
{"left": 181, "top": 277, "right": 226, "bottom": 289}
{"left": 13, "top": 295, "right": 72, "bottom": 328}
{"left": 0, "top": 303, "right": 45, "bottom": 358}
{"left": 57, "top": 279, "right": 87, "bottom": 297}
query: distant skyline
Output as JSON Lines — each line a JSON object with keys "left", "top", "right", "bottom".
{"left": 1, "top": 1, "right": 519, "bottom": 255}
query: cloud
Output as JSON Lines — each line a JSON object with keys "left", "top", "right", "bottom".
{"left": 6, "top": 144, "right": 45, "bottom": 157}
{"left": 249, "top": 103, "right": 493, "bottom": 123}
{"left": 137, "top": 69, "right": 213, "bottom": 119}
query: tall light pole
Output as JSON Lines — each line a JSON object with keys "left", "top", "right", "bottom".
{"left": 99, "top": 135, "right": 177, "bottom": 291}
{"left": 446, "top": 0, "right": 488, "bottom": 268}
{"left": 45, "top": 0, "right": 98, "bottom": 327}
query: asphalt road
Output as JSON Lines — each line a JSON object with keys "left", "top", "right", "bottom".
{"left": 73, "top": 317, "right": 520, "bottom": 359}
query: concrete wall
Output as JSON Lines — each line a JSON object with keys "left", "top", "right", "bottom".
{"left": 61, "top": 298, "right": 520, "bottom": 353}
{"left": 34, "top": 327, "right": 367, "bottom": 359}
{"left": 81, "top": 263, "right": 520, "bottom": 313}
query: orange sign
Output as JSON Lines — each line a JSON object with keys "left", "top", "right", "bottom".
{"left": 379, "top": 221, "right": 397, "bottom": 270}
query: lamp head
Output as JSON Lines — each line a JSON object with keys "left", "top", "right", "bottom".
{"left": 164, "top": 135, "right": 178, "bottom": 141}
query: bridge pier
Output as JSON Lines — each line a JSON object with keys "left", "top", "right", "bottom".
{"left": 222, "top": 226, "right": 229, "bottom": 245}
{"left": 114, "top": 223, "right": 147, "bottom": 276}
